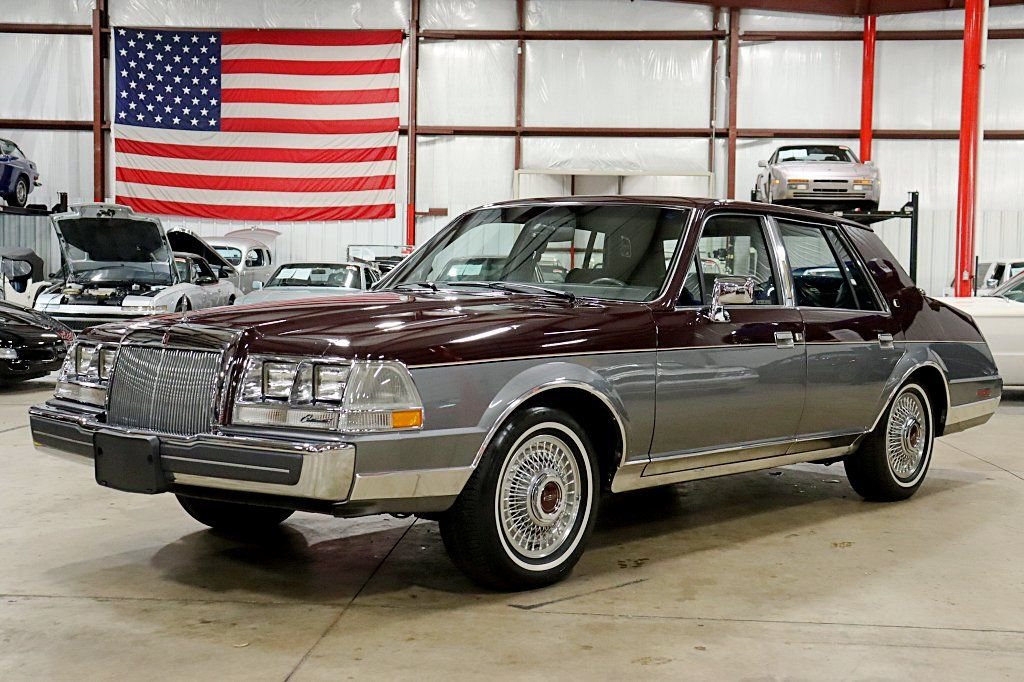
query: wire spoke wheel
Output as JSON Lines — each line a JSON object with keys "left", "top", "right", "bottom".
{"left": 498, "top": 432, "right": 581, "bottom": 560}
{"left": 886, "top": 391, "right": 927, "bottom": 481}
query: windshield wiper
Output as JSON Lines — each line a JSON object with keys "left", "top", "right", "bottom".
{"left": 443, "top": 280, "right": 575, "bottom": 303}
{"left": 392, "top": 281, "right": 439, "bottom": 292}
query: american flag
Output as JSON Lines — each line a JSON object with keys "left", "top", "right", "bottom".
{"left": 112, "top": 28, "right": 401, "bottom": 221}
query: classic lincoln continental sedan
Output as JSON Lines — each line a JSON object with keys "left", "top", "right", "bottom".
{"left": 30, "top": 197, "right": 1001, "bottom": 590}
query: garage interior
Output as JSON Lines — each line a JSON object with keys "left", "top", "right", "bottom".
{"left": 3, "top": 0, "right": 1024, "bottom": 679}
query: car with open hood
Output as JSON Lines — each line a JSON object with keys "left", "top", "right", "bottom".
{"left": 33, "top": 204, "right": 242, "bottom": 331}
{"left": 30, "top": 197, "right": 1000, "bottom": 590}
{"left": 753, "top": 144, "right": 880, "bottom": 212}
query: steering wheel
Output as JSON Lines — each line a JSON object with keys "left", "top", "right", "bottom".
{"left": 589, "top": 277, "right": 627, "bottom": 287}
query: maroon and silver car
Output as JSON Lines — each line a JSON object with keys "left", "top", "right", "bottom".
{"left": 30, "top": 197, "right": 1000, "bottom": 590}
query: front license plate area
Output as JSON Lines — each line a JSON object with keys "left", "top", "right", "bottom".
{"left": 94, "top": 430, "right": 168, "bottom": 494}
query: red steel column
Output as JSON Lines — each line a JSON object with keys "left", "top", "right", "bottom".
{"left": 406, "top": 0, "right": 420, "bottom": 247}
{"left": 954, "top": 0, "right": 987, "bottom": 296}
{"left": 859, "top": 15, "right": 876, "bottom": 162}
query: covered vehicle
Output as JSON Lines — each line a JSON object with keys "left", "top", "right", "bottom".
{"left": 753, "top": 144, "right": 880, "bottom": 212}
{"left": 31, "top": 197, "right": 999, "bottom": 590}
{"left": 235, "top": 262, "right": 377, "bottom": 306}
{"left": 939, "top": 271, "right": 1024, "bottom": 384}
{"left": 0, "top": 138, "right": 41, "bottom": 208}
{"left": 0, "top": 300, "right": 72, "bottom": 384}
{"left": 34, "top": 204, "right": 242, "bottom": 330}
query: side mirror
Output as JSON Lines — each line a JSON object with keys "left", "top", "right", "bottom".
{"left": 196, "top": 274, "right": 217, "bottom": 285}
{"left": 702, "top": 276, "right": 755, "bottom": 323}
{"left": 986, "top": 278, "right": 999, "bottom": 288}
{"left": 757, "top": 160, "right": 768, "bottom": 168}
{"left": 252, "top": 280, "right": 264, "bottom": 290}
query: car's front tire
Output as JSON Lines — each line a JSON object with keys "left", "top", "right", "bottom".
{"left": 4, "top": 176, "right": 29, "bottom": 207}
{"left": 439, "top": 406, "right": 599, "bottom": 591}
{"left": 845, "top": 382, "right": 934, "bottom": 501}
{"left": 176, "top": 495, "right": 294, "bottom": 536}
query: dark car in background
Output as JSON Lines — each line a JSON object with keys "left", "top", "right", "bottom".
{"left": 0, "top": 138, "right": 41, "bottom": 208}
{"left": 0, "top": 300, "right": 72, "bottom": 384}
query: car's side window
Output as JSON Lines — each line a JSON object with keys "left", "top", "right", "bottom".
{"left": 824, "top": 229, "right": 884, "bottom": 311}
{"left": 778, "top": 220, "right": 881, "bottom": 311}
{"left": 694, "top": 216, "right": 779, "bottom": 305}
{"left": 246, "top": 249, "right": 265, "bottom": 268}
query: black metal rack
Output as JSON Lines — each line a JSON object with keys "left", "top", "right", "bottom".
{"left": 834, "top": 191, "right": 920, "bottom": 281}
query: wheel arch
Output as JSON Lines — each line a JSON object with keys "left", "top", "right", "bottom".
{"left": 872, "top": 359, "right": 951, "bottom": 437}
{"left": 473, "top": 364, "right": 630, "bottom": 490}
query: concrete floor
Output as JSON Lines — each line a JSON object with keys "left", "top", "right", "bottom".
{"left": 1, "top": 377, "right": 1022, "bottom": 681}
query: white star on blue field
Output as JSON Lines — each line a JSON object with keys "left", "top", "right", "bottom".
{"left": 114, "top": 27, "right": 223, "bottom": 130}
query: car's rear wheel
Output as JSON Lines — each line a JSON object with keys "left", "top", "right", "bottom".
{"left": 176, "top": 495, "right": 293, "bottom": 536}
{"left": 439, "top": 406, "right": 599, "bottom": 591}
{"left": 845, "top": 382, "right": 934, "bottom": 501}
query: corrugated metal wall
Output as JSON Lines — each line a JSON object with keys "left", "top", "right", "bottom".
{"left": 0, "top": 213, "right": 61, "bottom": 275}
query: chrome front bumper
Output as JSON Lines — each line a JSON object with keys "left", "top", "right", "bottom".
{"left": 30, "top": 404, "right": 354, "bottom": 501}
{"left": 29, "top": 403, "right": 475, "bottom": 512}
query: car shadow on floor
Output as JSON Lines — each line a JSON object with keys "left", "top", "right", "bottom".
{"left": 145, "top": 465, "right": 977, "bottom": 600}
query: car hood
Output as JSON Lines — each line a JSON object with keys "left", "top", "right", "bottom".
{"left": 85, "top": 291, "right": 657, "bottom": 367}
{"left": 237, "top": 286, "right": 363, "bottom": 305}
{"left": 936, "top": 295, "right": 1023, "bottom": 318}
{"left": 52, "top": 206, "right": 173, "bottom": 277}
{"left": 774, "top": 161, "right": 876, "bottom": 178}
{"left": 167, "top": 230, "right": 238, "bottom": 272}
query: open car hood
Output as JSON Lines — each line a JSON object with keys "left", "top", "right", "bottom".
{"left": 51, "top": 204, "right": 174, "bottom": 278}
{"left": 166, "top": 229, "right": 238, "bottom": 272}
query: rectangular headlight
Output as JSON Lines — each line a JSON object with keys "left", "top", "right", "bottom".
{"left": 76, "top": 344, "right": 97, "bottom": 375}
{"left": 314, "top": 365, "right": 349, "bottom": 402}
{"left": 233, "top": 357, "right": 422, "bottom": 432}
{"left": 262, "top": 362, "right": 297, "bottom": 399}
{"left": 98, "top": 348, "right": 117, "bottom": 380}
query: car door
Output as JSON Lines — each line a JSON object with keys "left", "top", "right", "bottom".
{"left": 774, "top": 217, "right": 903, "bottom": 436}
{"left": 651, "top": 213, "right": 805, "bottom": 465}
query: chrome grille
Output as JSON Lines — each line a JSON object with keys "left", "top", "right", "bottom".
{"left": 107, "top": 346, "right": 223, "bottom": 436}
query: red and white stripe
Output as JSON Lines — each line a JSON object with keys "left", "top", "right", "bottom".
{"left": 114, "top": 29, "right": 401, "bottom": 222}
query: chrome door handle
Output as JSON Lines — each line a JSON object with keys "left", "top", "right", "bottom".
{"left": 878, "top": 333, "right": 895, "bottom": 350}
{"left": 774, "top": 331, "right": 795, "bottom": 348}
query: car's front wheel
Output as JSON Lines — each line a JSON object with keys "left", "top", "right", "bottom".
{"left": 439, "top": 406, "right": 599, "bottom": 591}
{"left": 176, "top": 495, "right": 294, "bottom": 536}
{"left": 845, "top": 382, "right": 934, "bottom": 501}
{"left": 5, "top": 176, "right": 29, "bottom": 207}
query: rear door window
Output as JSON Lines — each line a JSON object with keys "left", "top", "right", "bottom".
{"left": 777, "top": 220, "right": 882, "bottom": 311}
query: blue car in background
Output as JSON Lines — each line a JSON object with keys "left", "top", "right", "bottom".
{"left": 0, "top": 138, "right": 40, "bottom": 208}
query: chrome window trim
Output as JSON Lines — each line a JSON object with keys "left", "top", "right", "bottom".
{"left": 768, "top": 214, "right": 891, "bottom": 315}
{"left": 676, "top": 211, "right": 795, "bottom": 311}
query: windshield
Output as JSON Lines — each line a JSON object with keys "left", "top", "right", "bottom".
{"left": 389, "top": 204, "right": 690, "bottom": 302}
{"left": 267, "top": 263, "right": 363, "bottom": 289}
{"left": 993, "top": 272, "right": 1024, "bottom": 301}
{"left": 775, "top": 145, "right": 856, "bottom": 163}
{"left": 214, "top": 246, "right": 242, "bottom": 265}
{"left": 56, "top": 218, "right": 174, "bottom": 285}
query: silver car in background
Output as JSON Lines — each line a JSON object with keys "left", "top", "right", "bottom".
{"left": 753, "top": 144, "right": 880, "bottom": 212}
{"left": 235, "top": 262, "right": 379, "bottom": 306}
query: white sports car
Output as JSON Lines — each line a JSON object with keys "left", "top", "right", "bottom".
{"left": 939, "top": 273, "right": 1024, "bottom": 385}
{"left": 34, "top": 203, "right": 242, "bottom": 331}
